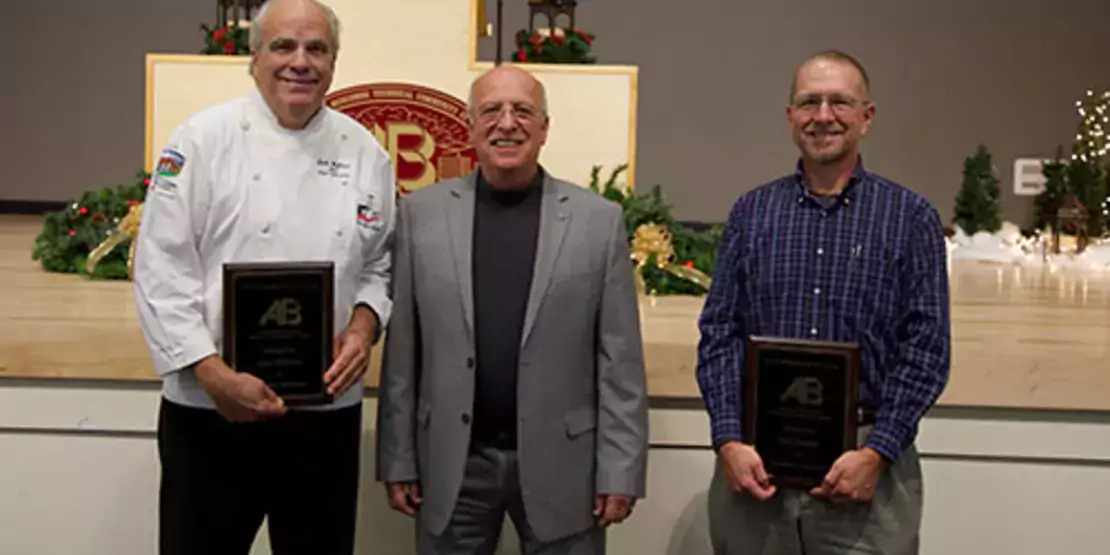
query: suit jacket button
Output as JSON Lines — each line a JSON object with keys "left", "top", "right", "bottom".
{"left": 466, "top": 357, "right": 474, "bottom": 368}
{"left": 461, "top": 414, "right": 471, "bottom": 425}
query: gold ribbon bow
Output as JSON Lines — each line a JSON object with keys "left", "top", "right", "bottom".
{"left": 85, "top": 203, "right": 143, "bottom": 279}
{"left": 629, "top": 223, "right": 711, "bottom": 296}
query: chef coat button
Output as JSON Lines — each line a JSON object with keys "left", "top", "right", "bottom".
{"left": 341, "top": 133, "right": 348, "bottom": 141}
{"left": 336, "top": 229, "right": 343, "bottom": 237}
{"left": 253, "top": 174, "right": 261, "bottom": 181}
{"left": 240, "top": 121, "right": 250, "bottom": 131}
{"left": 261, "top": 224, "right": 271, "bottom": 234}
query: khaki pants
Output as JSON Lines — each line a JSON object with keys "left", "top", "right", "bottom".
{"left": 707, "top": 436, "right": 923, "bottom": 555}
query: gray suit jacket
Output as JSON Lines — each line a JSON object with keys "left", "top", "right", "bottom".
{"left": 375, "top": 171, "right": 649, "bottom": 542}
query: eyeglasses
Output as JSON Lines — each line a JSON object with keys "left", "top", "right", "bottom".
{"left": 473, "top": 102, "right": 542, "bottom": 124}
{"left": 791, "top": 94, "right": 869, "bottom": 115}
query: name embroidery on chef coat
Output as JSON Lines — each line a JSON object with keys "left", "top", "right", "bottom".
{"left": 317, "top": 158, "right": 352, "bottom": 179}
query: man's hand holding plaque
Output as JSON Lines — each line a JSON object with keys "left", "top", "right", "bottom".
{"left": 744, "top": 336, "right": 862, "bottom": 490}
{"left": 810, "top": 447, "right": 886, "bottom": 503}
{"left": 222, "top": 261, "right": 336, "bottom": 406}
{"left": 323, "top": 304, "right": 378, "bottom": 398}
{"left": 717, "top": 441, "right": 776, "bottom": 501}
{"left": 195, "top": 355, "right": 287, "bottom": 422}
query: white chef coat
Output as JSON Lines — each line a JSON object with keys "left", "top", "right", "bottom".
{"left": 132, "top": 90, "right": 395, "bottom": 411}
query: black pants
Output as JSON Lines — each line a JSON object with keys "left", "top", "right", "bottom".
{"left": 157, "top": 398, "right": 362, "bottom": 555}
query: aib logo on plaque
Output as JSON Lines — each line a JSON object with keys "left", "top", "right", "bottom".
{"left": 326, "top": 82, "right": 480, "bottom": 196}
{"left": 259, "top": 298, "right": 303, "bottom": 327}
{"left": 780, "top": 376, "right": 824, "bottom": 406}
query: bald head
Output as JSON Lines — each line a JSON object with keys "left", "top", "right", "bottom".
{"left": 468, "top": 65, "right": 548, "bottom": 121}
{"left": 790, "top": 49, "right": 870, "bottom": 103}
{"left": 467, "top": 65, "right": 550, "bottom": 190}
{"left": 250, "top": 0, "right": 341, "bottom": 53}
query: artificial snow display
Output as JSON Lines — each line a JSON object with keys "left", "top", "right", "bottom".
{"left": 947, "top": 222, "right": 1110, "bottom": 272}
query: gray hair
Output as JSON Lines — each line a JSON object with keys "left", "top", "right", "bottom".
{"left": 466, "top": 68, "right": 549, "bottom": 121}
{"left": 249, "top": 0, "right": 342, "bottom": 53}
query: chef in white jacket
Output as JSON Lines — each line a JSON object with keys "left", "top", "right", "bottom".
{"left": 131, "top": 1, "right": 393, "bottom": 553}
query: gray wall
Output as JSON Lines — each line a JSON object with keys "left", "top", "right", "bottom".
{"left": 478, "top": 0, "right": 1110, "bottom": 226}
{"left": 1, "top": 8, "right": 13, "bottom": 187}
{"left": 0, "top": 0, "right": 212, "bottom": 204}
{"left": 3, "top": 0, "right": 1109, "bottom": 228}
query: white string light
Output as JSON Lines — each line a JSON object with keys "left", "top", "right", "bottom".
{"left": 1073, "top": 90, "right": 1110, "bottom": 233}
{"left": 1075, "top": 89, "right": 1110, "bottom": 159}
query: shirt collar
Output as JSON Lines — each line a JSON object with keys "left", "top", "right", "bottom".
{"left": 476, "top": 165, "right": 546, "bottom": 194}
{"left": 248, "top": 89, "right": 329, "bottom": 137}
{"left": 792, "top": 155, "right": 867, "bottom": 206}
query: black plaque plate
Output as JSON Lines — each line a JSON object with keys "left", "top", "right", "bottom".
{"left": 222, "top": 261, "right": 334, "bottom": 406}
{"left": 744, "top": 336, "right": 860, "bottom": 488}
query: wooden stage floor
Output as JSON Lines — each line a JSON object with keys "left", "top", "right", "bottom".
{"left": 2, "top": 214, "right": 1109, "bottom": 412}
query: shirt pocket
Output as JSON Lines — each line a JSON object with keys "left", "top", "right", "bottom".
{"left": 844, "top": 242, "right": 897, "bottom": 317}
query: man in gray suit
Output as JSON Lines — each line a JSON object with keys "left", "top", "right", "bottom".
{"left": 375, "top": 65, "right": 649, "bottom": 554}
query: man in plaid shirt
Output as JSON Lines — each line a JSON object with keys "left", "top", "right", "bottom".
{"left": 696, "top": 50, "right": 951, "bottom": 554}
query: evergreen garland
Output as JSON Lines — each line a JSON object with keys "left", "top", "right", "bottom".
{"left": 33, "top": 165, "right": 724, "bottom": 293}
{"left": 200, "top": 23, "right": 250, "bottom": 55}
{"left": 513, "top": 28, "right": 596, "bottom": 64}
{"left": 589, "top": 164, "right": 723, "bottom": 295}
{"left": 31, "top": 171, "right": 150, "bottom": 279}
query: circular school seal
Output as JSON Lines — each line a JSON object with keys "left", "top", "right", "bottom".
{"left": 325, "top": 82, "right": 479, "bottom": 195}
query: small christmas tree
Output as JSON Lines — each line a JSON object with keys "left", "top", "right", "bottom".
{"left": 953, "top": 144, "right": 1002, "bottom": 235}
{"left": 1033, "top": 90, "right": 1110, "bottom": 237}
{"left": 1034, "top": 146, "right": 1069, "bottom": 233}
{"left": 1072, "top": 90, "right": 1109, "bottom": 165}
{"left": 1066, "top": 157, "right": 1107, "bottom": 237}
{"left": 1067, "top": 90, "right": 1109, "bottom": 236}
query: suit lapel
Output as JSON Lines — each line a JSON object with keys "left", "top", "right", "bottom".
{"left": 521, "top": 176, "right": 571, "bottom": 347}
{"left": 447, "top": 176, "right": 476, "bottom": 340}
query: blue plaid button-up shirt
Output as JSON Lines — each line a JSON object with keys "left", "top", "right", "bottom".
{"left": 696, "top": 158, "right": 951, "bottom": 462}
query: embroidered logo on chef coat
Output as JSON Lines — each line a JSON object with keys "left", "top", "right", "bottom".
{"left": 356, "top": 203, "right": 380, "bottom": 228}
{"left": 317, "top": 158, "right": 352, "bottom": 179}
{"left": 151, "top": 148, "right": 185, "bottom": 196}
{"left": 156, "top": 149, "right": 186, "bottom": 178}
